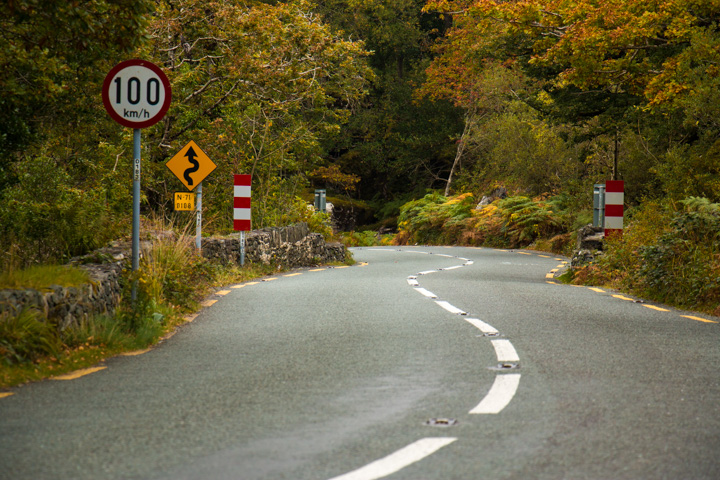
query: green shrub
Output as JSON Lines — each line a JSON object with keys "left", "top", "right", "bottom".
{"left": 340, "top": 230, "right": 394, "bottom": 247}
{"left": 496, "top": 196, "right": 565, "bottom": 246}
{"left": 636, "top": 197, "right": 720, "bottom": 310}
{"left": 577, "top": 197, "right": 720, "bottom": 314}
{"left": 397, "top": 192, "right": 476, "bottom": 245}
{"left": 395, "top": 192, "right": 570, "bottom": 248}
{"left": 0, "top": 309, "right": 62, "bottom": 365}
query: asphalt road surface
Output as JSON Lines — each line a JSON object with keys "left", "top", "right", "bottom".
{"left": 1, "top": 246, "right": 719, "bottom": 480}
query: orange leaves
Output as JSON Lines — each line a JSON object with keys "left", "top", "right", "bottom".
{"left": 423, "top": 0, "right": 720, "bottom": 109}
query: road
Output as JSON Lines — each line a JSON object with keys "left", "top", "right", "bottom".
{"left": 1, "top": 246, "right": 719, "bottom": 479}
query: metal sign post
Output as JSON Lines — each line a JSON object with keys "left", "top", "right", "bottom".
{"left": 102, "top": 59, "right": 171, "bottom": 305}
{"left": 132, "top": 130, "right": 141, "bottom": 302}
{"left": 240, "top": 231, "right": 246, "bottom": 266}
{"left": 196, "top": 182, "right": 203, "bottom": 250}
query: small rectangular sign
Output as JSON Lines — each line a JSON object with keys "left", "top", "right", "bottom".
{"left": 174, "top": 192, "right": 195, "bottom": 211}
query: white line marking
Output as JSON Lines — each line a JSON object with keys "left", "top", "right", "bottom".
{"left": 440, "top": 265, "right": 464, "bottom": 271}
{"left": 405, "top": 250, "right": 429, "bottom": 254}
{"left": 407, "top": 278, "right": 419, "bottom": 286}
{"left": 435, "top": 301, "right": 466, "bottom": 315}
{"left": 418, "top": 270, "right": 437, "bottom": 275}
{"left": 464, "top": 318, "right": 499, "bottom": 334}
{"left": 415, "top": 288, "right": 437, "bottom": 298}
{"left": 327, "top": 437, "right": 457, "bottom": 480}
{"left": 464, "top": 261, "right": 474, "bottom": 265}
{"left": 491, "top": 339, "right": 520, "bottom": 362}
{"left": 470, "top": 374, "right": 521, "bottom": 414}
{"left": 436, "top": 254, "right": 453, "bottom": 258}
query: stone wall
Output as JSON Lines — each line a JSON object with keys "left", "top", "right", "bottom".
{"left": 202, "top": 223, "right": 346, "bottom": 267}
{"left": 0, "top": 223, "right": 346, "bottom": 328}
{"left": 0, "top": 261, "right": 123, "bottom": 330}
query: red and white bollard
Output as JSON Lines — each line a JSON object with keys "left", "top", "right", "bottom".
{"left": 604, "top": 180, "right": 624, "bottom": 237}
{"left": 233, "top": 174, "right": 252, "bottom": 232}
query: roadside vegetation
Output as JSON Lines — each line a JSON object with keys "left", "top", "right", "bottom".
{"left": 2, "top": 1, "right": 720, "bottom": 383}
{"left": 570, "top": 198, "right": 720, "bottom": 317}
{"left": 0, "top": 233, "right": 280, "bottom": 388}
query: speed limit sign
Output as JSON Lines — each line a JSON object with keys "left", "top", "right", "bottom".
{"left": 102, "top": 59, "right": 171, "bottom": 129}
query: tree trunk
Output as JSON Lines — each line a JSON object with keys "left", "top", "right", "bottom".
{"left": 445, "top": 113, "right": 472, "bottom": 197}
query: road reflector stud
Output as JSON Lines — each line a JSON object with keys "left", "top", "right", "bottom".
{"left": 489, "top": 362, "right": 520, "bottom": 371}
{"left": 425, "top": 418, "right": 458, "bottom": 427}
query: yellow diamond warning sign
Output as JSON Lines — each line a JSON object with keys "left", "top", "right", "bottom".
{"left": 166, "top": 140, "right": 216, "bottom": 191}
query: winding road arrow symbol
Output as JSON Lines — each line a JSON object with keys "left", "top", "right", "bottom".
{"left": 184, "top": 146, "right": 200, "bottom": 186}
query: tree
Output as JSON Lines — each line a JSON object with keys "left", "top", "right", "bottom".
{"left": 0, "top": 0, "right": 152, "bottom": 167}
{"left": 420, "top": 0, "right": 720, "bottom": 197}
{"left": 314, "top": 0, "right": 464, "bottom": 209}
{"left": 140, "top": 0, "right": 373, "bottom": 228}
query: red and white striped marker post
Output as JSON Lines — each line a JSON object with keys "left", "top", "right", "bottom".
{"left": 234, "top": 174, "right": 252, "bottom": 265}
{"left": 604, "top": 180, "right": 624, "bottom": 237}
{"left": 233, "top": 174, "right": 252, "bottom": 231}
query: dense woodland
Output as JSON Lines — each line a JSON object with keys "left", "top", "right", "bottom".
{"left": 2, "top": 0, "right": 719, "bottom": 269}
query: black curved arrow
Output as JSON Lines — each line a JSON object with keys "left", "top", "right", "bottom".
{"left": 183, "top": 146, "right": 200, "bottom": 186}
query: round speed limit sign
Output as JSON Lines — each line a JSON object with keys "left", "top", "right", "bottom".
{"left": 102, "top": 59, "right": 171, "bottom": 129}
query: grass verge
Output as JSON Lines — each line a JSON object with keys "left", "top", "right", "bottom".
{"left": 0, "top": 244, "right": 301, "bottom": 390}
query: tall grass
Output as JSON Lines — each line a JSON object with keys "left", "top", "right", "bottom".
{"left": 0, "top": 309, "right": 62, "bottom": 365}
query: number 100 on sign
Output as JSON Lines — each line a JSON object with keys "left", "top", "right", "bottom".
{"left": 102, "top": 59, "right": 171, "bottom": 129}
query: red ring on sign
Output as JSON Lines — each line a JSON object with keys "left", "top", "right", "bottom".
{"left": 102, "top": 59, "right": 172, "bottom": 129}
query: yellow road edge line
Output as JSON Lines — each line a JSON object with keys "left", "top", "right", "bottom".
{"left": 201, "top": 299, "right": 217, "bottom": 307}
{"left": 309, "top": 268, "right": 326, "bottom": 272}
{"left": 185, "top": 314, "right": 198, "bottom": 322}
{"left": 335, "top": 265, "right": 350, "bottom": 269}
{"left": 120, "top": 348, "right": 152, "bottom": 357}
{"left": 52, "top": 366, "right": 106, "bottom": 381}
{"left": 643, "top": 305, "right": 670, "bottom": 312}
{"left": 518, "top": 252, "right": 531, "bottom": 255}
{"left": 216, "top": 290, "right": 231, "bottom": 296}
{"left": 284, "top": 273, "right": 303, "bottom": 277}
{"left": 545, "top": 273, "right": 554, "bottom": 278}
{"left": 263, "top": 277, "right": 278, "bottom": 281}
{"left": 681, "top": 315, "right": 719, "bottom": 324}
{"left": 612, "top": 294, "right": 634, "bottom": 301}
{"left": 550, "top": 268, "right": 559, "bottom": 273}
{"left": 539, "top": 255, "right": 550, "bottom": 258}
{"left": 556, "top": 264, "right": 566, "bottom": 268}
{"left": 589, "top": 287, "right": 605, "bottom": 293}
{"left": 546, "top": 281, "right": 558, "bottom": 285}
{"left": 231, "top": 284, "right": 245, "bottom": 289}
{"left": 245, "top": 282, "right": 260, "bottom": 286}
{"left": 358, "top": 262, "right": 369, "bottom": 266}
{"left": 0, "top": 392, "right": 14, "bottom": 399}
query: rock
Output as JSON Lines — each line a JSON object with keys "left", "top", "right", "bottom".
{"left": 571, "top": 224, "right": 605, "bottom": 266}
{"left": 475, "top": 187, "right": 508, "bottom": 209}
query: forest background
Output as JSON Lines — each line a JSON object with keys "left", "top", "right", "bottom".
{"left": 2, "top": 0, "right": 720, "bottom": 317}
